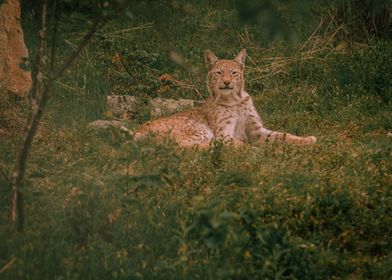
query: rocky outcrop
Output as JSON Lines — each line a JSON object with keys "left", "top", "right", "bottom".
{"left": 106, "top": 95, "right": 203, "bottom": 119}
{"left": 0, "top": 0, "right": 32, "bottom": 97}
{"left": 88, "top": 95, "right": 203, "bottom": 133}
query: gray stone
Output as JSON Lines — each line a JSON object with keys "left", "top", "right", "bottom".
{"left": 106, "top": 95, "right": 203, "bottom": 119}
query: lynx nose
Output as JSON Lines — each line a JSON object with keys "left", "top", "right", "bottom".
{"left": 223, "top": 80, "right": 230, "bottom": 86}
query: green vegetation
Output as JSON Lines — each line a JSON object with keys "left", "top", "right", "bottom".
{"left": 1, "top": 1, "right": 391, "bottom": 279}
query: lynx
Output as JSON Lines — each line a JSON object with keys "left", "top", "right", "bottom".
{"left": 134, "top": 49, "right": 317, "bottom": 148}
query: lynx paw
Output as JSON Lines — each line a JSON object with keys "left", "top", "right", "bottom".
{"left": 303, "top": 136, "right": 317, "bottom": 145}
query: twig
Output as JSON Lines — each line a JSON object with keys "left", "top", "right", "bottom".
{"left": 245, "top": 53, "right": 264, "bottom": 73}
{"left": 295, "top": 16, "right": 325, "bottom": 56}
{"left": 64, "top": 39, "right": 77, "bottom": 49}
{"left": 29, "top": 0, "right": 47, "bottom": 106}
{"left": 49, "top": 0, "right": 60, "bottom": 70}
{"left": 55, "top": 80, "right": 84, "bottom": 95}
{"left": 107, "top": 22, "right": 153, "bottom": 35}
{"left": 193, "top": 87, "right": 203, "bottom": 99}
{"left": 119, "top": 58, "right": 137, "bottom": 81}
{"left": 0, "top": 257, "right": 16, "bottom": 274}
{"left": 0, "top": 167, "right": 10, "bottom": 182}
{"left": 51, "top": 17, "right": 104, "bottom": 82}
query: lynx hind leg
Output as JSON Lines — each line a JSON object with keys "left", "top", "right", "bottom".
{"left": 179, "top": 141, "right": 212, "bottom": 150}
{"left": 176, "top": 127, "right": 215, "bottom": 149}
{"left": 133, "top": 123, "right": 159, "bottom": 142}
{"left": 257, "top": 128, "right": 317, "bottom": 145}
{"left": 134, "top": 118, "right": 215, "bottom": 149}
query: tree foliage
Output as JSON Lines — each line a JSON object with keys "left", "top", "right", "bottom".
{"left": 233, "top": 0, "right": 391, "bottom": 41}
{"left": 21, "top": 0, "right": 392, "bottom": 42}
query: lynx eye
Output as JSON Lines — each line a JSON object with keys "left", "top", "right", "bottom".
{"left": 215, "top": 71, "right": 223, "bottom": 76}
{"left": 231, "top": 71, "right": 239, "bottom": 75}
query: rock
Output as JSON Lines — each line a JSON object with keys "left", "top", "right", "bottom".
{"left": 0, "top": 0, "right": 32, "bottom": 97}
{"left": 91, "top": 96, "right": 203, "bottom": 132}
{"left": 106, "top": 95, "right": 203, "bottom": 119}
{"left": 150, "top": 97, "right": 202, "bottom": 118}
{"left": 88, "top": 120, "right": 133, "bottom": 135}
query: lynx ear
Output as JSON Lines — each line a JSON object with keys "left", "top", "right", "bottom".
{"left": 205, "top": 50, "right": 218, "bottom": 68}
{"left": 234, "top": 49, "right": 246, "bottom": 66}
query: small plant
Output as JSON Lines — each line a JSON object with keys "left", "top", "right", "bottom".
{"left": 187, "top": 207, "right": 329, "bottom": 279}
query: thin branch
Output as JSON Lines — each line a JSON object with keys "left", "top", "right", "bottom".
{"left": 119, "top": 57, "right": 137, "bottom": 81}
{"left": 29, "top": 0, "right": 47, "bottom": 103}
{"left": 0, "top": 257, "right": 16, "bottom": 274}
{"left": 0, "top": 165, "right": 8, "bottom": 178}
{"left": 10, "top": 2, "right": 105, "bottom": 232}
{"left": 10, "top": 0, "right": 48, "bottom": 232}
{"left": 51, "top": 16, "right": 104, "bottom": 82}
{"left": 294, "top": 16, "right": 325, "bottom": 57}
{"left": 107, "top": 22, "right": 153, "bottom": 36}
{"left": 49, "top": 0, "right": 61, "bottom": 71}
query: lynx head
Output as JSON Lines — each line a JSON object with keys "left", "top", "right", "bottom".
{"left": 205, "top": 49, "right": 246, "bottom": 104}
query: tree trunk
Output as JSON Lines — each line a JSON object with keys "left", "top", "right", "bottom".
{"left": 0, "top": 0, "right": 32, "bottom": 97}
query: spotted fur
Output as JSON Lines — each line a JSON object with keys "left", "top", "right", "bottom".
{"left": 134, "top": 49, "right": 317, "bottom": 148}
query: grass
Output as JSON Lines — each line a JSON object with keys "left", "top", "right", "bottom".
{"left": 1, "top": 2, "right": 392, "bottom": 279}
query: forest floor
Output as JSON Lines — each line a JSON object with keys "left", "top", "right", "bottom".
{"left": 1, "top": 2, "right": 391, "bottom": 279}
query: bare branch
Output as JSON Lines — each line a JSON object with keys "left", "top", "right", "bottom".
{"left": 10, "top": 0, "right": 105, "bottom": 232}
{"left": 10, "top": 0, "right": 48, "bottom": 232}
{"left": 49, "top": 0, "right": 61, "bottom": 71}
{"left": 29, "top": 0, "right": 47, "bottom": 103}
{"left": 0, "top": 257, "right": 16, "bottom": 274}
{"left": 51, "top": 16, "right": 103, "bottom": 82}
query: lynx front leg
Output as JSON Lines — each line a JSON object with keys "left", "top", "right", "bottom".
{"left": 214, "top": 115, "right": 245, "bottom": 147}
{"left": 216, "top": 133, "right": 244, "bottom": 147}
